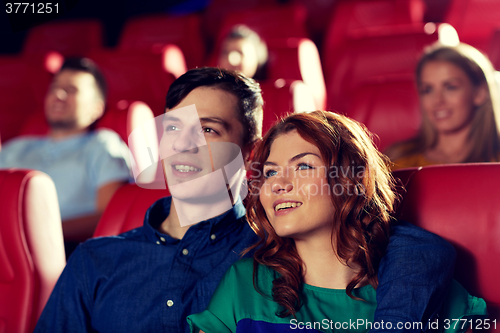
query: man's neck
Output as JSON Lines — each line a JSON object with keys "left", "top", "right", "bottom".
{"left": 158, "top": 201, "right": 192, "bottom": 240}
{"left": 49, "top": 127, "right": 88, "bottom": 140}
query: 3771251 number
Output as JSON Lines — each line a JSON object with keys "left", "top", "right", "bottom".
{"left": 443, "top": 318, "right": 496, "bottom": 330}
{"left": 6, "top": 3, "right": 59, "bottom": 14}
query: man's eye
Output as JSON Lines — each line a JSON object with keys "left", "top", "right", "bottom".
{"left": 419, "top": 86, "right": 432, "bottom": 95}
{"left": 297, "top": 163, "right": 313, "bottom": 170}
{"left": 264, "top": 169, "right": 278, "bottom": 179}
{"left": 202, "top": 127, "right": 219, "bottom": 135}
{"left": 165, "top": 125, "right": 179, "bottom": 132}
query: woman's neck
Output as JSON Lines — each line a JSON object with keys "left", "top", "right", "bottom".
{"left": 426, "top": 127, "right": 473, "bottom": 163}
{"left": 294, "top": 237, "right": 362, "bottom": 290}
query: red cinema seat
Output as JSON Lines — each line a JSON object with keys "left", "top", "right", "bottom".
{"left": 395, "top": 164, "right": 500, "bottom": 326}
{"left": 87, "top": 50, "right": 175, "bottom": 116}
{"left": 260, "top": 79, "right": 316, "bottom": 135}
{"left": 267, "top": 38, "right": 326, "bottom": 110}
{"left": 20, "top": 100, "right": 155, "bottom": 145}
{"left": 0, "top": 169, "right": 66, "bottom": 333}
{"left": 118, "top": 14, "right": 204, "bottom": 70}
{"left": 0, "top": 57, "right": 39, "bottom": 144}
{"left": 215, "top": 3, "right": 309, "bottom": 46}
{"left": 202, "top": 0, "right": 279, "bottom": 41}
{"left": 93, "top": 184, "right": 170, "bottom": 237}
{"left": 444, "top": 0, "right": 500, "bottom": 54}
{"left": 325, "top": 27, "right": 438, "bottom": 114}
{"left": 23, "top": 19, "right": 103, "bottom": 57}
{"left": 323, "top": 0, "right": 425, "bottom": 76}
{"left": 347, "top": 77, "right": 421, "bottom": 152}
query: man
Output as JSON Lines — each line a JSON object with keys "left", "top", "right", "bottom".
{"left": 35, "top": 67, "right": 455, "bottom": 332}
{"left": 0, "top": 58, "right": 130, "bottom": 253}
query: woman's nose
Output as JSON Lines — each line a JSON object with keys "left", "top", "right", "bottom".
{"left": 271, "top": 172, "right": 294, "bottom": 194}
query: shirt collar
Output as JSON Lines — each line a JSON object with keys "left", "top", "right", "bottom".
{"left": 143, "top": 196, "right": 247, "bottom": 244}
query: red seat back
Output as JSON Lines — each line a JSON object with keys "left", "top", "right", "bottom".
{"left": 347, "top": 77, "right": 421, "bottom": 152}
{"left": 118, "top": 14, "right": 204, "bottom": 69}
{"left": 325, "top": 27, "right": 438, "bottom": 114}
{"left": 444, "top": 0, "right": 500, "bottom": 54}
{"left": 260, "top": 80, "right": 316, "bottom": 135}
{"left": 87, "top": 50, "right": 175, "bottom": 116}
{"left": 322, "top": 0, "right": 425, "bottom": 77}
{"left": 23, "top": 19, "right": 103, "bottom": 57}
{"left": 20, "top": 100, "right": 155, "bottom": 145}
{"left": 0, "top": 169, "right": 65, "bottom": 333}
{"left": 93, "top": 184, "right": 169, "bottom": 237}
{"left": 396, "top": 164, "right": 500, "bottom": 325}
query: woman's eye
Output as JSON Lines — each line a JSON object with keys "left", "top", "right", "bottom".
{"left": 419, "top": 86, "right": 432, "bottom": 95}
{"left": 446, "top": 85, "right": 458, "bottom": 91}
{"left": 264, "top": 169, "right": 278, "bottom": 179}
{"left": 297, "top": 163, "right": 314, "bottom": 170}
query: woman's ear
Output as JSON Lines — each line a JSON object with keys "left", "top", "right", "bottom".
{"left": 474, "top": 83, "right": 489, "bottom": 107}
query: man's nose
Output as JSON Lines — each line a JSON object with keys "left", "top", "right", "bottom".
{"left": 172, "top": 129, "right": 201, "bottom": 153}
{"left": 53, "top": 88, "right": 67, "bottom": 101}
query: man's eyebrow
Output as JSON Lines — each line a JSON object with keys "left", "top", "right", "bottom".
{"left": 162, "top": 114, "right": 181, "bottom": 122}
{"left": 264, "top": 152, "right": 321, "bottom": 166}
{"left": 200, "top": 117, "right": 231, "bottom": 131}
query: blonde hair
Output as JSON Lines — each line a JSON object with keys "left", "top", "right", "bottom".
{"left": 387, "top": 42, "right": 500, "bottom": 162}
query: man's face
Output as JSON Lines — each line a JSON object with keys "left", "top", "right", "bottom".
{"left": 159, "top": 87, "right": 248, "bottom": 202}
{"left": 44, "top": 70, "right": 103, "bottom": 131}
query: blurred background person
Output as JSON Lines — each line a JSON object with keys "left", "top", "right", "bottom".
{"left": 0, "top": 57, "right": 131, "bottom": 257}
{"left": 386, "top": 42, "right": 500, "bottom": 170}
{"left": 216, "top": 24, "right": 268, "bottom": 80}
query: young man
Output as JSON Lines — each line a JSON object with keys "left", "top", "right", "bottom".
{"left": 0, "top": 58, "right": 131, "bottom": 252}
{"left": 35, "top": 67, "right": 455, "bottom": 332}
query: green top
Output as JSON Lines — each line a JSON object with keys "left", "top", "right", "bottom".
{"left": 188, "top": 258, "right": 488, "bottom": 333}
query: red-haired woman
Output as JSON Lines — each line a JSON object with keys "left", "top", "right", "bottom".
{"left": 188, "top": 111, "right": 487, "bottom": 332}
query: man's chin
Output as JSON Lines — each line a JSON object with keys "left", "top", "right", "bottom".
{"left": 47, "top": 120, "right": 78, "bottom": 130}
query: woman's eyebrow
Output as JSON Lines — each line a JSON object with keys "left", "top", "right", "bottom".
{"left": 264, "top": 152, "right": 320, "bottom": 166}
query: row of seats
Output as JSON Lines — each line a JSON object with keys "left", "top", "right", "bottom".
{"left": 2, "top": 162, "right": 498, "bottom": 332}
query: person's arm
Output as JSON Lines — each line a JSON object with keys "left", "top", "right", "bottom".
{"left": 34, "top": 246, "right": 95, "bottom": 332}
{"left": 62, "top": 180, "right": 126, "bottom": 242}
{"left": 372, "top": 221, "right": 456, "bottom": 333}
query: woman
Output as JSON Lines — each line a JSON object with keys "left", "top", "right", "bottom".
{"left": 188, "top": 111, "right": 487, "bottom": 332}
{"left": 386, "top": 42, "right": 500, "bottom": 170}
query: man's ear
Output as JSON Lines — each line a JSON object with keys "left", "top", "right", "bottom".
{"left": 242, "top": 139, "right": 260, "bottom": 171}
{"left": 474, "top": 83, "right": 489, "bottom": 107}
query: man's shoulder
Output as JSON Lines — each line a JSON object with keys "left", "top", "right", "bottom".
{"left": 1, "top": 136, "right": 43, "bottom": 152}
{"left": 388, "top": 220, "right": 456, "bottom": 258}
{"left": 86, "top": 129, "right": 125, "bottom": 149}
{"left": 79, "top": 227, "right": 146, "bottom": 252}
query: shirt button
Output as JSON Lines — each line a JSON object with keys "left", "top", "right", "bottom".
{"left": 156, "top": 241, "right": 160, "bottom": 245}
{"left": 182, "top": 248, "right": 189, "bottom": 255}
{"left": 160, "top": 237, "right": 166, "bottom": 242}
{"left": 167, "top": 300, "right": 174, "bottom": 307}
{"left": 210, "top": 234, "right": 216, "bottom": 240}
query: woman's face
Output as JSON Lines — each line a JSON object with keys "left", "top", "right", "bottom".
{"left": 419, "top": 60, "right": 485, "bottom": 135}
{"left": 218, "top": 38, "right": 259, "bottom": 79}
{"left": 259, "top": 130, "right": 336, "bottom": 241}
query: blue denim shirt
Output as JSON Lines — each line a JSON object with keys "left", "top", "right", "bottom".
{"left": 374, "top": 221, "right": 456, "bottom": 333}
{"left": 35, "top": 196, "right": 259, "bottom": 333}
{"left": 36, "top": 197, "right": 455, "bottom": 333}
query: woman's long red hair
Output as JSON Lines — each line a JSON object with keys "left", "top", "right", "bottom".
{"left": 245, "top": 111, "right": 396, "bottom": 317}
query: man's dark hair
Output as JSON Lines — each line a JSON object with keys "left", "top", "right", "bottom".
{"left": 165, "top": 67, "right": 263, "bottom": 146}
{"left": 59, "top": 57, "right": 107, "bottom": 102}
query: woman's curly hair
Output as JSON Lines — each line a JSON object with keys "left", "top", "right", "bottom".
{"left": 245, "top": 111, "right": 397, "bottom": 317}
